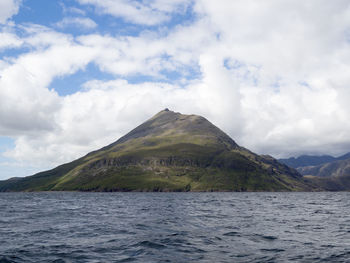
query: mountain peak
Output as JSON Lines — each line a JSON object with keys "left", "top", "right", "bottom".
{"left": 130, "top": 110, "right": 239, "bottom": 151}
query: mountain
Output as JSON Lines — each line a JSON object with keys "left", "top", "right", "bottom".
{"left": 292, "top": 155, "right": 350, "bottom": 191}
{"left": 0, "top": 109, "right": 315, "bottom": 192}
{"left": 299, "top": 158, "right": 350, "bottom": 178}
{"left": 279, "top": 155, "right": 336, "bottom": 168}
{"left": 278, "top": 152, "right": 350, "bottom": 168}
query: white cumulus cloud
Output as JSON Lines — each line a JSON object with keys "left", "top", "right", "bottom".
{"left": 0, "top": 0, "right": 21, "bottom": 24}
{"left": 0, "top": 26, "right": 99, "bottom": 136}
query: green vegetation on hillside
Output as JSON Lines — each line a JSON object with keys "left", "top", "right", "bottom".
{"left": 0, "top": 109, "right": 316, "bottom": 192}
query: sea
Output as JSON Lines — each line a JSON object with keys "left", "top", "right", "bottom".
{"left": 0, "top": 192, "right": 350, "bottom": 263}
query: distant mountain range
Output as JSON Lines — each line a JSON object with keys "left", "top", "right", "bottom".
{"left": 279, "top": 153, "right": 350, "bottom": 191}
{"left": 0, "top": 109, "right": 315, "bottom": 192}
{"left": 278, "top": 153, "right": 350, "bottom": 168}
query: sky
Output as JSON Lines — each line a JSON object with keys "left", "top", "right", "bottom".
{"left": 1, "top": 0, "right": 350, "bottom": 180}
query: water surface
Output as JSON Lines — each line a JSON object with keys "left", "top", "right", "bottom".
{"left": 1, "top": 192, "right": 350, "bottom": 262}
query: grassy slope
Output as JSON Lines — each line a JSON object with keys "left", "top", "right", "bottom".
{"left": 0, "top": 110, "right": 315, "bottom": 192}
{"left": 0, "top": 157, "right": 87, "bottom": 191}
{"left": 0, "top": 143, "right": 313, "bottom": 192}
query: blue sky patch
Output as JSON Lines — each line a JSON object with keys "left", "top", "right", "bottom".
{"left": 49, "top": 62, "right": 115, "bottom": 96}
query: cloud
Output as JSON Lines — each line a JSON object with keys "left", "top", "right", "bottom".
{"left": 0, "top": 26, "right": 98, "bottom": 136}
{"left": 0, "top": 0, "right": 21, "bottom": 24}
{"left": 60, "top": 2, "right": 86, "bottom": 15}
{"left": 0, "top": 31, "right": 23, "bottom": 50}
{"left": 76, "top": 18, "right": 213, "bottom": 77}
{"left": 55, "top": 17, "right": 97, "bottom": 30}
{"left": 77, "top": 0, "right": 192, "bottom": 25}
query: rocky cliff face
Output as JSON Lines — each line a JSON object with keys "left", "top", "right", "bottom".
{"left": 0, "top": 109, "right": 315, "bottom": 192}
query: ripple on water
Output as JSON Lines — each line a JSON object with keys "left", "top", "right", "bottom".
{"left": 223, "top": 231, "right": 241, "bottom": 237}
{"left": 1, "top": 192, "right": 350, "bottom": 262}
{"left": 136, "top": 241, "right": 166, "bottom": 249}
